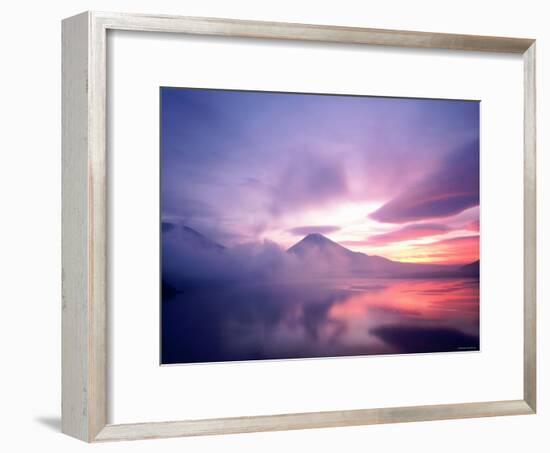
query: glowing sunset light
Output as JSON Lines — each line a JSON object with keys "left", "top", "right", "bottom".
{"left": 266, "top": 201, "right": 384, "bottom": 250}
{"left": 377, "top": 235, "right": 480, "bottom": 264}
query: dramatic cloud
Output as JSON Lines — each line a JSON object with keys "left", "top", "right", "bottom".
{"left": 464, "top": 220, "right": 480, "bottom": 231}
{"left": 365, "top": 223, "right": 450, "bottom": 245}
{"left": 269, "top": 150, "right": 349, "bottom": 216}
{"left": 430, "top": 235, "right": 479, "bottom": 247}
{"left": 369, "top": 140, "right": 480, "bottom": 223}
{"left": 289, "top": 225, "right": 341, "bottom": 236}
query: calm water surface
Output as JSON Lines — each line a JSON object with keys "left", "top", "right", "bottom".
{"left": 161, "top": 277, "right": 479, "bottom": 364}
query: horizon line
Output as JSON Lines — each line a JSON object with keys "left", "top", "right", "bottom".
{"left": 163, "top": 222, "right": 479, "bottom": 267}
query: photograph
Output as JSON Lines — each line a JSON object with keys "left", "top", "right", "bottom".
{"left": 160, "top": 87, "right": 480, "bottom": 364}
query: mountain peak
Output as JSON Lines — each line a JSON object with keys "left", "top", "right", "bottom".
{"left": 288, "top": 233, "right": 348, "bottom": 255}
{"left": 302, "top": 232, "right": 334, "bottom": 243}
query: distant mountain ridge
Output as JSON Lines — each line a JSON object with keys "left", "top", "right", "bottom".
{"left": 288, "top": 233, "right": 456, "bottom": 277}
{"left": 163, "top": 226, "right": 478, "bottom": 279}
{"left": 459, "top": 260, "right": 480, "bottom": 277}
{"left": 162, "top": 222, "right": 225, "bottom": 252}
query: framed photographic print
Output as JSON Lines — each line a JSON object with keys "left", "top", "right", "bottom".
{"left": 62, "top": 11, "right": 536, "bottom": 442}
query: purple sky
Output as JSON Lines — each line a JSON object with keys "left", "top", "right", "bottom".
{"left": 161, "top": 87, "right": 479, "bottom": 263}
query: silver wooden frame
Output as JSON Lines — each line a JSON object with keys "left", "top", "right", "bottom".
{"left": 62, "top": 11, "right": 537, "bottom": 442}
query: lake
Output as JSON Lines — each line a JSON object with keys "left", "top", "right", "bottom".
{"left": 161, "top": 277, "right": 479, "bottom": 364}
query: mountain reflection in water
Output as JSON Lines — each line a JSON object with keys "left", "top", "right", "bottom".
{"left": 161, "top": 277, "right": 479, "bottom": 364}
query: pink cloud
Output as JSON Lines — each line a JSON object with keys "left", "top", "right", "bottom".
{"left": 369, "top": 140, "right": 479, "bottom": 223}
{"left": 463, "top": 220, "right": 480, "bottom": 231}
{"left": 365, "top": 223, "right": 450, "bottom": 246}
{"left": 289, "top": 225, "right": 341, "bottom": 236}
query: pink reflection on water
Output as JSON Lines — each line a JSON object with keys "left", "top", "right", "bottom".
{"left": 323, "top": 278, "right": 479, "bottom": 353}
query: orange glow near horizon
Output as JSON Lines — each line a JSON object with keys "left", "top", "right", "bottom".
{"left": 351, "top": 235, "right": 480, "bottom": 265}
{"left": 262, "top": 202, "right": 479, "bottom": 266}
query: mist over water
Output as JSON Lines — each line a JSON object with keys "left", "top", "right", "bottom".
{"left": 162, "top": 277, "right": 479, "bottom": 364}
{"left": 161, "top": 224, "right": 479, "bottom": 364}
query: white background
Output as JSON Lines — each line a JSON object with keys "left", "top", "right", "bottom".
{"left": 0, "top": 1, "right": 547, "bottom": 452}
{"left": 109, "top": 30, "right": 523, "bottom": 424}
